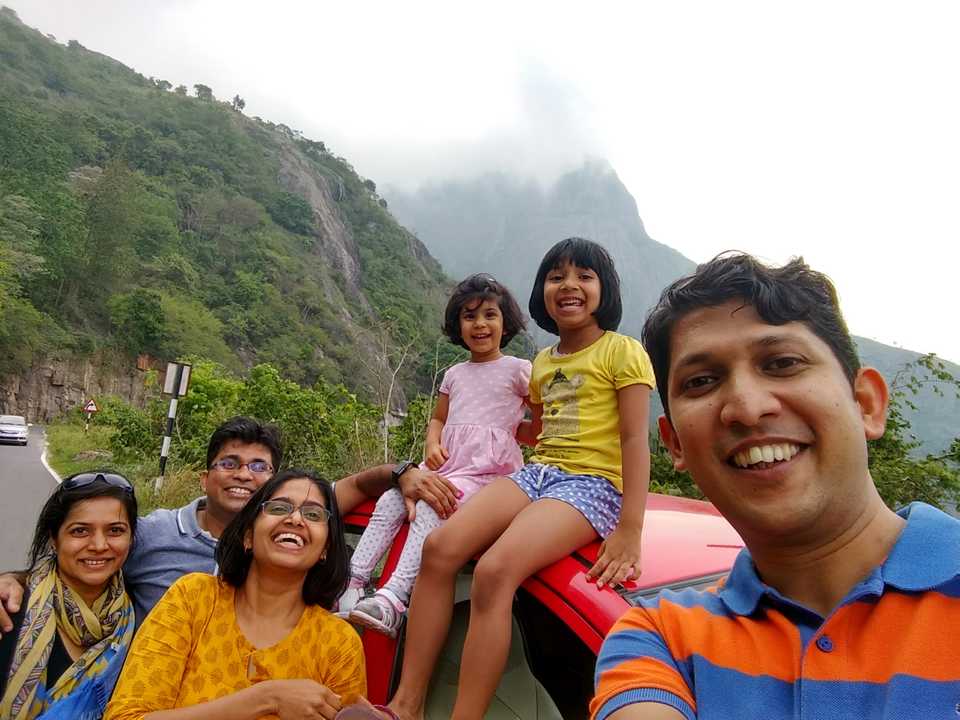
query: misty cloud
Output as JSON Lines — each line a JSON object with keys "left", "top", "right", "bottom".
{"left": 327, "top": 60, "right": 606, "bottom": 190}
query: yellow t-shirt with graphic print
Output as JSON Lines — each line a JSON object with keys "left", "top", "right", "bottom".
{"left": 105, "top": 573, "right": 366, "bottom": 720}
{"left": 529, "top": 331, "right": 655, "bottom": 491}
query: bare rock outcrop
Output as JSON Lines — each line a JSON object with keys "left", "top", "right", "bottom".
{"left": 276, "top": 141, "right": 370, "bottom": 315}
{"left": 0, "top": 357, "right": 151, "bottom": 422}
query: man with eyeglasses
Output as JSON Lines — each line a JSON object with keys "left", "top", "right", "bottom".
{"left": 0, "top": 416, "right": 461, "bottom": 630}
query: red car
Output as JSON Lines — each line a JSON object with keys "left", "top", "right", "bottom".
{"left": 344, "top": 493, "right": 743, "bottom": 719}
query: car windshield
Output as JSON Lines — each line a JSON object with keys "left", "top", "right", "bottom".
{"left": 0, "top": 416, "right": 26, "bottom": 425}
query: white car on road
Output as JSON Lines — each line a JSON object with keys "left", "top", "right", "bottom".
{"left": 0, "top": 415, "right": 29, "bottom": 446}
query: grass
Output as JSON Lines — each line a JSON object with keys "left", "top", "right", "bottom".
{"left": 45, "top": 421, "right": 202, "bottom": 514}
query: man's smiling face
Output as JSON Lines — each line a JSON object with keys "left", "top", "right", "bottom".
{"left": 200, "top": 439, "right": 274, "bottom": 521}
{"left": 658, "top": 300, "right": 887, "bottom": 546}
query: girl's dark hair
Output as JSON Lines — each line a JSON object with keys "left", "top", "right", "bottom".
{"left": 28, "top": 470, "right": 138, "bottom": 569}
{"left": 442, "top": 273, "right": 526, "bottom": 349}
{"left": 642, "top": 252, "right": 861, "bottom": 418}
{"left": 216, "top": 468, "right": 348, "bottom": 609}
{"left": 528, "top": 237, "right": 622, "bottom": 335}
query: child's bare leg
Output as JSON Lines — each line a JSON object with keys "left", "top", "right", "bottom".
{"left": 388, "top": 478, "right": 530, "bottom": 720}
{"left": 450, "top": 500, "right": 597, "bottom": 720}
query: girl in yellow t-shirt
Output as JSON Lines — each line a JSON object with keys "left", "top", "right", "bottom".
{"left": 389, "top": 237, "right": 654, "bottom": 720}
{"left": 105, "top": 469, "right": 367, "bottom": 720}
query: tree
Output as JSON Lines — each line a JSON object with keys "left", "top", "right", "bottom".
{"left": 174, "top": 84, "right": 187, "bottom": 95}
{"left": 868, "top": 354, "right": 960, "bottom": 510}
{"left": 0, "top": 192, "right": 44, "bottom": 304}
{"left": 108, "top": 289, "right": 166, "bottom": 356}
{"left": 81, "top": 160, "right": 139, "bottom": 296}
{"left": 267, "top": 192, "right": 315, "bottom": 235}
{"left": 193, "top": 84, "right": 213, "bottom": 101}
{"left": 231, "top": 94, "right": 245, "bottom": 112}
{"left": 155, "top": 79, "right": 172, "bottom": 92}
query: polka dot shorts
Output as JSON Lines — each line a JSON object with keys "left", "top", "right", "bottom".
{"left": 510, "top": 463, "right": 622, "bottom": 538}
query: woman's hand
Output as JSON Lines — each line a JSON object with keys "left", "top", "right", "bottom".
{"left": 424, "top": 442, "right": 449, "bottom": 471}
{"left": 586, "top": 523, "right": 643, "bottom": 589}
{"left": 265, "top": 679, "right": 342, "bottom": 719}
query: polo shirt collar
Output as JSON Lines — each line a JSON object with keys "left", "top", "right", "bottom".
{"left": 719, "top": 501, "right": 960, "bottom": 616}
{"left": 882, "top": 501, "right": 960, "bottom": 590}
{"left": 718, "top": 549, "right": 766, "bottom": 616}
{"left": 176, "top": 496, "right": 208, "bottom": 538}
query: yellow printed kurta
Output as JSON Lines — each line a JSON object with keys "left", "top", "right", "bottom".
{"left": 105, "top": 573, "right": 366, "bottom": 720}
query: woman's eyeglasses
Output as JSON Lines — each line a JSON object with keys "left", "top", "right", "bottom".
{"left": 210, "top": 458, "right": 273, "bottom": 474}
{"left": 260, "top": 499, "right": 331, "bottom": 523}
{"left": 61, "top": 472, "right": 134, "bottom": 494}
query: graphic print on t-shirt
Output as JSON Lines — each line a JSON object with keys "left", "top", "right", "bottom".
{"left": 540, "top": 369, "right": 585, "bottom": 439}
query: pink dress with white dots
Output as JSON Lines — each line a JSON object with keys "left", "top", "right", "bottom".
{"left": 349, "top": 355, "right": 531, "bottom": 606}
{"left": 429, "top": 354, "right": 532, "bottom": 499}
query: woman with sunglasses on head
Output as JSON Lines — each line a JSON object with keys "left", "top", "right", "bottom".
{"left": 0, "top": 471, "right": 137, "bottom": 720}
{"left": 105, "top": 469, "right": 369, "bottom": 720}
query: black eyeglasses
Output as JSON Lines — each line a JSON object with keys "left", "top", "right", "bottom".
{"left": 210, "top": 458, "right": 273, "bottom": 474}
{"left": 61, "top": 472, "right": 134, "bottom": 494}
{"left": 260, "top": 499, "right": 331, "bottom": 523}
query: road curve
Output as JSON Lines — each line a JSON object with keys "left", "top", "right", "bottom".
{"left": 0, "top": 426, "right": 58, "bottom": 570}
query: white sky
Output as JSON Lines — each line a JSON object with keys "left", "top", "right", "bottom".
{"left": 12, "top": 0, "right": 960, "bottom": 363}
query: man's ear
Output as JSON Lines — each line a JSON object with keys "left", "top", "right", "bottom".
{"left": 854, "top": 367, "right": 889, "bottom": 441}
{"left": 658, "top": 415, "right": 686, "bottom": 471}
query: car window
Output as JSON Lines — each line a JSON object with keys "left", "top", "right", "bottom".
{"left": 0, "top": 416, "right": 26, "bottom": 425}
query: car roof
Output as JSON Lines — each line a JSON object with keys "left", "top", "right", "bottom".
{"left": 344, "top": 492, "right": 743, "bottom": 651}
{"left": 0, "top": 415, "right": 25, "bottom": 424}
{"left": 575, "top": 493, "right": 743, "bottom": 588}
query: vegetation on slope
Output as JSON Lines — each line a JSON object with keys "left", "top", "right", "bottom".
{"left": 0, "top": 7, "right": 452, "bottom": 401}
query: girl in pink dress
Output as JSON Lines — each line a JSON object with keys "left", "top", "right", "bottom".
{"left": 340, "top": 274, "right": 532, "bottom": 636}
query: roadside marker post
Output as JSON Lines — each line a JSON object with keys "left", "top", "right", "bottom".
{"left": 82, "top": 399, "right": 98, "bottom": 433}
{"left": 155, "top": 362, "right": 191, "bottom": 493}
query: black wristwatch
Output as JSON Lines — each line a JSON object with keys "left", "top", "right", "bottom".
{"left": 391, "top": 460, "right": 416, "bottom": 487}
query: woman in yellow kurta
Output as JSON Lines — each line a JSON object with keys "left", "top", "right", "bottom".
{"left": 106, "top": 469, "right": 366, "bottom": 720}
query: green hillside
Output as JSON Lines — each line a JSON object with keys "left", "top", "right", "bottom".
{"left": 0, "top": 6, "right": 454, "bottom": 401}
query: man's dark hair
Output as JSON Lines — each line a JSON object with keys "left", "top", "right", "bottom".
{"left": 206, "top": 416, "right": 282, "bottom": 471}
{"left": 642, "top": 252, "right": 860, "bottom": 417}
{"left": 528, "top": 237, "right": 622, "bottom": 335}
{"left": 28, "top": 470, "right": 138, "bottom": 569}
{"left": 442, "top": 274, "right": 527, "bottom": 350}
{"left": 216, "top": 468, "right": 348, "bottom": 609}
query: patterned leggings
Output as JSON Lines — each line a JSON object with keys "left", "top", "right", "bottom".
{"left": 348, "top": 488, "right": 443, "bottom": 607}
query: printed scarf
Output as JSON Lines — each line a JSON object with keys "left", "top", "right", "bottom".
{"left": 0, "top": 552, "right": 134, "bottom": 720}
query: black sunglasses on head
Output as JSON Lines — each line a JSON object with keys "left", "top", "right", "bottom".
{"left": 60, "top": 472, "right": 134, "bottom": 494}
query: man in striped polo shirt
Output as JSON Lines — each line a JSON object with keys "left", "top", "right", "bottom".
{"left": 592, "top": 253, "right": 960, "bottom": 719}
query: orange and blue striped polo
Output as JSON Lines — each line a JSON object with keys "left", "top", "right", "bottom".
{"left": 592, "top": 502, "right": 960, "bottom": 719}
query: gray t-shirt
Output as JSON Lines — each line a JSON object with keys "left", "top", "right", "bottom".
{"left": 124, "top": 497, "right": 218, "bottom": 623}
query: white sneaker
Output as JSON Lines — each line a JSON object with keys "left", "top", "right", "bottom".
{"left": 349, "top": 590, "right": 406, "bottom": 638}
{"left": 335, "top": 585, "right": 365, "bottom": 618}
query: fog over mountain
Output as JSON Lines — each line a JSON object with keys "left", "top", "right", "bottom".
{"left": 387, "top": 161, "right": 692, "bottom": 341}
{"left": 386, "top": 162, "right": 960, "bottom": 454}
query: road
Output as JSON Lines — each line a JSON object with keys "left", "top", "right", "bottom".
{"left": 0, "top": 426, "right": 58, "bottom": 570}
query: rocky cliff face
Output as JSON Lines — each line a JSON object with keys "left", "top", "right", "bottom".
{"left": 0, "top": 357, "right": 151, "bottom": 423}
{"left": 276, "top": 140, "right": 370, "bottom": 313}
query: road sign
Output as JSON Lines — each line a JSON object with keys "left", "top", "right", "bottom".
{"left": 83, "top": 399, "right": 98, "bottom": 414}
{"left": 162, "top": 362, "right": 192, "bottom": 396}
{"left": 157, "top": 362, "right": 192, "bottom": 492}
